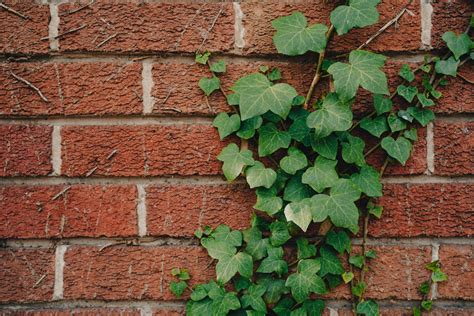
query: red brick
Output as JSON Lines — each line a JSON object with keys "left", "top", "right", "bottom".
{"left": 339, "top": 306, "right": 474, "bottom": 316}
{"left": 0, "top": 309, "right": 141, "bottom": 316}
{"left": 434, "top": 121, "right": 473, "bottom": 175}
{"left": 372, "top": 183, "right": 474, "bottom": 237}
{"left": 0, "top": 248, "right": 55, "bottom": 303}
{"left": 63, "top": 246, "right": 214, "bottom": 301}
{"left": 58, "top": 2, "right": 234, "bottom": 53}
{"left": 152, "top": 308, "right": 184, "bottom": 316}
{"left": 0, "top": 62, "right": 142, "bottom": 116}
{"left": 241, "top": 0, "right": 421, "bottom": 55}
{"left": 435, "top": 62, "right": 474, "bottom": 114}
{"left": 146, "top": 184, "right": 254, "bottom": 237}
{"left": 0, "top": 1, "right": 49, "bottom": 54}
{"left": 431, "top": 0, "right": 472, "bottom": 49}
{"left": 438, "top": 244, "right": 474, "bottom": 300}
{"left": 61, "top": 125, "right": 225, "bottom": 177}
{"left": 0, "top": 185, "right": 138, "bottom": 239}
{"left": 0, "top": 125, "right": 52, "bottom": 176}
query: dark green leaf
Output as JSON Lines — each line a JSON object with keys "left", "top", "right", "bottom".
{"left": 326, "top": 230, "right": 351, "bottom": 255}
{"left": 297, "top": 238, "right": 317, "bottom": 259}
{"left": 213, "top": 113, "right": 241, "bottom": 139}
{"left": 330, "top": 0, "right": 380, "bottom": 35}
{"left": 170, "top": 280, "right": 187, "bottom": 298}
{"left": 442, "top": 31, "right": 472, "bottom": 60}
{"left": 404, "top": 128, "right": 418, "bottom": 141}
{"left": 310, "top": 134, "right": 339, "bottom": 160}
{"left": 342, "top": 134, "right": 366, "bottom": 167}
{"left": 373, "top": 94, "right": 393, "bottom": 115}
{"left": 356, "top": 300, "right": 379, "bottom": 316}
{"left": 254, "top": 187, "right": 283, "bottom": 215}
{"left": 417, "top": 93, "right": 435, "bottom": 107}
{"left": 399, "top": 64, "right": 415, "bottom": 82}
{"left": 421, "top": 300, "right": 433, "bottom": 311}
{"left": 351, "top": 165, "right": 383, "bottom": 197}
{"left": 381, "top": 136, "right": 412, "bottom": 165}
{"left": 349, "top": 255, "right": 365, "bottom": 268}
{"left": 302, "top": 156, "right": 339, "bottom": 192}
{"left": 270, "top": 221, "right": 291, "bottom": 246}
{"left": 388, "top": 113, "right": 407, "bottom": 132}
{"left": 419, "top": 281, "right": 430, "bottom": 295}
{"left": 258, "top": 123, "right": 292, "bottom": 157}
{"left": 237, "top": 116, "right": 263, "bottom": 139}
{"left": 280, "top": 147, "right": 308, "bottom": 175}
{"left": 435, "top": 57, "right": 459, "bottom": 76}
{"left": 284, "top": 173, "right": 313, "bottom": 202}
{"left": 210, "top": 60, "right": 226, "bottom": 73}
{"left": 407, "top": 107, "right": 435, "bottom": 126}
{"left": 360, "top": 115, "right": 389, "bottom": 138}
{"left": 268, "top": 68, "right": 282, "bottom": 81}
{"left": 319, "top": 246, "right": 344, "bottom": 277}
{"left": 241, "top": 284, "right": 267, "bottom": 312}
{"left": 397, "top": 84, "right": 417, "bottom": 102}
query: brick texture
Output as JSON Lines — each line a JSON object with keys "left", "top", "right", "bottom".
{"left": 431, "top": 0, "right": 473, "bottom": 49}
{"left": 0, "top": 309, "right": 141, "bottom": 316}
{"left": 438, "top": 244, "right": 474, "bottom": 300}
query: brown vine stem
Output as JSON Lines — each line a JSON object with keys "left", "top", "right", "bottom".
{"left": 303, "top": 25, "right": 335, "bottom": 109}
{"left": 0, "top": 3, "right": 29, "bottom": 19}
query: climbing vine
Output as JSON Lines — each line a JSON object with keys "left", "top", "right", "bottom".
{"left": 170, "top": 3, "right": 472, "bottom": 315}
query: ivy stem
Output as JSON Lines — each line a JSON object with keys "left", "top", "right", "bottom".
{"left": 303, "top": 24, "right": 335, "bottom": 109}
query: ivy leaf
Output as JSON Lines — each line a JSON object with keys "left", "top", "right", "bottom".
{"left": 342, "top": 134, "right": 366, "bottom": 167}
{"left": 241, "top": 284, "right": 267, "bottom": 312}
{"left": 356, "top": 300, "right": 379, "bottom": 316}
{"left": 243, "top": 227, "right": 270, "bottom": 260}
{"left": 296, "top": 238, "right": 317, "bottom": 259}
{"left": 398, "top": 110, "right": 414, "bottom": 123}
{"left": 349, "top": 255, "right": 365, "bottom": 268}
{"left": 284, "top": 173, "right": 313, "bottom": 202}
{"left": 272, "top": 11, "right": 328, "bottom": 55}
{"left": 351, "top": 165, "right": 383, "bottom": 197}
{"left": 210, "top": 60, "right": 226, "bottom": 73}
{"left": 246, "top": 161, "right": 277, "bottom": 189}
{"left": 270, "top": 221, "right": 291, "bottom": 246}
{"left": 170, "top": 280, "right": 187, "bottom": 298}
{"left": 273, "top": 297, "right": 295, "bottom": 315}
{"left": 365, "top": 249, "right": 377, "bottom": 259}
{"left": 212, "top": 113, "right": 241, "bottom": 139}
{"left": 432, "top": 269, "right": 448, "bottom": 282}
{"left": 328, "top": 50, "right": 388, "bottom": 100}
{"left": 330, "top": 0, "right": 380, "bottom": 35}
{"left": 254, "top": 187, "right": 283, "bottom": 215}
{"left": 407, "top": 107, "right": 435, "bottom": 127}
{"left": 187, "top": 298, "right": 213, "bottom": 315}
{"left": 280, "top": 147, "right": 308, "bottom": 175}
{"left": 421, "top": 300, "right": 433, "bottom": 311}
{"left": 310, "top": 134, "right": 338, "bottom": 160}
{"left": 190, "top": 284, "right": 209, "bottom": 301}
{"left": 195, "top": 51, "right": 211, "bottom": 64}
{"left": 257, "top": 247, "right": 288, "bottom": 276}
{"left": 404, "top": 128, "right": 418, "bottom": 141}
{"left": 360, "top": 115, "right": 389, "bottom": 138}
{"left": 198, "top": 76, "right": 220, "bottom": 96}
{"left": 381, "top": 136, "right": 412, "bottom": 165}
{"left": 289, "top": 117, "right": 312, "bottom": 143}
{"left": 211, "top": 225, "right": 242, "bottom": 247}
{"left": 258, "top": 123, "right": 292, "bottom": 157}
{"left": 201, "top": 237, "right": 236, "bottom": 260}
{"left": 298, "top": 259, "right": 321, "bottom": 275}
{"left": 302, "top": 300, "right": 325, "bottom": 315}
{"left": 257, "top": 277, "right": 288, "bottom": 304}
{"left": 232, "top": 73, "right": 297, "bottom": 120}
{"left": 396, "top": 84, "right": 417, "bottom": 102}
{"left": 326, "top": 230, "right": 351, "bottom": 255}
{"left": 342, "top": 272, "right": 355, "bottom": 283}
{"left": 268, "top": 68, "right": 282, "bottom": 81}
{"left": 388, "top": 113, "right": 407, "bottom": 132}
{"left": 216, "top": 252, "right": 253, "bottom": 283}
{"left": 442, "top": 31, "right": 472, "bottom": 60}
{"left": 211, "top": 291, "right": 241, "bottom": 315}
{"left": 302, "top": 156, "right": 339, "bottom": 193}
{"left": 284, "top": 198, "right": 314, "bottom": 232}
{"left": 373, "top": 94, "right": 393, "bottom": 115}
{"left": 319, "top": 246, "right": 344, "bottom": 277}
{"left": 435, "top": 57, "right": 459, "bottom": 77}
{"left": 285, "top": 270, "right": 326, "bottom": 303}
{"left": 369, "top": 205, "right": 383, "bottom": 218}
{"left": 417, "top": 93, "right": 435, "bottom": 107}
{"left": 399, "top": 64, "right": 415, "bottom": 82}
{"left": 237, "top": 116, "right": 263, "bottom": 139}
{"left": 217, "top": 143, "right": 255, "bottom": 181}
{"left": 306, "top": 93, "right": 353, "bottom": 138}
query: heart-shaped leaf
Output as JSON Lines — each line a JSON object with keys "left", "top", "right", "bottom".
{"left": 381, "top": 136, "right": 412, "bottom": 165}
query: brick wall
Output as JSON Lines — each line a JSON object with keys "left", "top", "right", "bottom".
{"left": 0, "top": 0, "right": 472, "bottom": 315}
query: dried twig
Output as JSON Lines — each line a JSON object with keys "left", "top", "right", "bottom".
{"left": 85, "top": 166, "right": 98, "bottom": 177}
{"left": 60, "top": 0, "right": 94, "bottom": 16}
{"left": 96, "top": 33, "right": 118, "bottom": 48}
{"left": 0, "top": 3, "right": 29, "bottom": 20}
{"left": 106, "top": 149, "right": 117, "bottom": 160}
{"left": 51, "top": 186, "right": 71, "bottom": 201}
{"left": 32, "top": 274, "right": 46, "bottom": 288}
{"left": 197, "top": 4, "right": 224, "bottom": 52}
{"left": 9, "top": 71, "right": 49, "bottom": 102}
{"left": 41, "top": 24, "right": 87, "bottom": 41}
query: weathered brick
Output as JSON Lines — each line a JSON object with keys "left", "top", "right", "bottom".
{"left": 0, "top": 125, "right": 52, "bottom": 176}
{"left": 0, "top": 1, "right": 49, "bottom": 54}
{"left": 438, "top": 244, "right": 474, "bottom": 300}
{"left": 151, "top": 308, "right": 184, "bottom": 316}
{"left": 0, "top": 185, "right": 138, "bottom": 239}
{"left": 146, "top": 184, "right": 254, "bottom": 237}
{"left": 339, "top": 306, "right": 474, "bottom": 316}
{"left": 0, "top": 308, "right": 141, "bottom": 316}
{"left": 63, "top": 246, "right": 214, "bottom": 301}
{"left": 241, "top": 0, "right": 421, "bottom": 55}
{"left": 434, "top": 121, "right": 473, "bottom": 175}
{"left": 58, "top": 2, "right": 234, "bottom": 53}
{"left": 0, "top": 62, "right": 142, "bottom": 116}
{"left": 431, "top": 0, "right": 472, "bottom": 49}
{"left": 61, "top": 125, "right": 224, "bottom": 177}
{"left": 435, "top": 62, "right": 474, "bottom": 114}
{"left": 0, "top": 248, "right": 55, "bottom": 303}
{"left": 370, "top": 183, "right": 474, "bottom": 237}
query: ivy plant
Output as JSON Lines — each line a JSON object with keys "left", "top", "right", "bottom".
{"left": 169, "top": 5, "right": 472, "bottom": 315}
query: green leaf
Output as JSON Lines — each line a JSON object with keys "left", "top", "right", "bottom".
{"left": 365, "top": 249, "right": 377, "bottom": 259}
{"left": 210, "top": 60, "right": 226, "bottom": 73}
{"left": 285, "top": 270, "right": 327, "bottom": 303}
{"left": 381, "top": 136, "right": 412, "bottom": 165}
{"left": 419, "top": 281, "right": 430, "bottom": 295}
{"left": 234, "top": 276, "right": 251, "bottom": 292}
{"left": 268, "top": 68, "right": 282, "bottom": 81}
{"left": 342, "top": 134, "right": 366, "bottom": 167}
{"left": 342, "top": 271, "right": 354, "bottom": 283}
{"left": 199, "top": 76, "right": 220, "bottom": 96}
{"left": 241, "top": 284, "right": 267, "bottom": 312}
{"left": 302, "top": 300, "right": 325, "bottom": 315}
{"left": 243, "top": 227, "right": 270, "bottom": 260}
{"left": 349, "top": 255, "right": 365, "bottom": 268}
{"left": 310, "top": 134, "right": 339, "bottom": 160}
{"left": 289, "top": 117, "right": 311, "bottom": 144}
{"left": 211, "top": 225, "right": 242, "bottom": 247}
{"left": 417, "top": 93, "right": 435, "bottom": 107}
{"left": 212, "top": 113, "right": 241, "bottom": 139}
{"left": 360, "top": 115, "right": 389, "bottom": 138}
{"left": 272, "top": 11, "right": 328, "bottom": 55}
{"left": 407, "top": 107, "right": 435, "bottom": 127}
{"left": 216, "top": 252, "right": 253, "bottom": 283}
{"left": 217, "top": 143, "right": 255, "bottom": 181}
{"left": 328, "top": 50, "right": 388, "bottom": 100}
{"left": 326, "top": 230, "right": 351, "bottom": 255}
{"left": 319, "top": 246, "right": 344, "bottom": 277}
{"left": 432, "top": 269, "right": 448, "bottom": 282}
{"left": 195, "top": 51, "right": 211, "bottom": 64}
{"left": 435, "top": 57, "right": 459, "bottom": 76}
{"left": 237, "top": 116, "right": 263, "bottom": 139}
{"left": 187, "top": 298, "right": 213, "bottom": 316}
{"left": 226, "top": 93, "right": 239, "bottom": 106}
{"left": 232, "top": 73, "right": 298, "bottom": 120}
{"left": 413, "top": 307, "right": 421, "bottom": 316}
{"left": 246, "top": 161, "right": 277, "bottom": 189}
{"left": 258, "top": 123, "right": 292, "bottom": 157}
{"left": 284, "top": 198, "right": 314, "bottom": 232}
{"left": 421, "top": 300, "right": 433, "bottom": 311}
{"left": 399, "top": 64, "right": 415, "bottom": 82}
{"left": 201, "top": 237, "right": 236, "bottom": 260}
{"left": 442, "top": 31, "right": 472, "bottom": 60}
{"left": 170, "top": 280, "right": 187, "bottom": 298}
{"left": 330, "top": 0, "right": 380, "bottom": 35}
{"left": 398, "top": 109, "right": 414, "bottom": 123}
{"left": 257, "top": 247, "right": 288, "bottom": 276}
{"left": 396, "top": 84, "right": 417, "bottom": 102}
{"left": 280, "top": 147, "right": 308, "bottom": 175}
{"left": 298, "top": 259, "right": 321, "bottom": 275}
{"left": 388, "top": 113, "right": 407, "bottom": 132}
{"left": 254, "top": 188, "right": 283, "bottom": 215}
{"left": 351, "top": 165, "right": 383, "bottom": 197}
{"left": 356, "top": 300, "right": 379, "bottom": 316}
{"left": 211, "top": 292, "right": 241, "bottom": 315}
{"left": 258, "top": 277, "right": 288, "bottom": 305}
{"left": 296, "top": 238, "right": 317, "bottom": 259}
{"left": 426, "top": 260, "right": 440, "bottom": 271}
{"left": 307, "top": 93, "right": 353, "bottom": 138}
{"left": 373, "top": 94, "right": 393, "bottom": 115}
{"left": 404, "top": 128, "right": 418, "bottom": 141}
{"left": 302, "top": 156, "right": 339, "bottom": 193}
{"left": 270, "top": 221, "right": 291, "bottom": 246}
{"left": 284, "top": 173, "right": 313, "bottom": 202}
{"left": 273, "top": 297, "right": 295, "bottom": 315}
{"left": 369, "top": 205, "right": 383, "bottom": 219}
{"left": 352, "top": 281, "right": 366, "bottom": 297}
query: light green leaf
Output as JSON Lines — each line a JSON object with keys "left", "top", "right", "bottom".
{"left": 404, "top": 128, "right": 418, "bottom": 141}
{"left": 330, "top": 0, "right": 380, "bottom": 35}
{"left": 237, "top": 116, "right": 263, "bottom": 139}
{"left": 270, "top": 221, "right": 291, "bottom": 246}
{"left": 296, "top": 238, "right": 317, "bottom": 259}
{"left": 284, "top": 198, "right": 314, "bottom": 232}
{"left": 342, "top": 134, "right": 366, "bottom": 167}
{"left": 396, "top": 84, "right": 417, "bottom": 102}
{"left": 388, "top": 113, "right": 407, "bottom": 132}
{"left": 310, "top": 134, "right": 339, "bottom": 160}
{"left": 285, "top": 271, "right": 326, "bottom": 303}
{"left": 298, "top": 259, "right": 321, "bottom": 275}
{"left": 319, "top": 246, "right": 345, "bottom": 277}
{"left": 280, "top": 147, "right": 308, "bottom": 175}
{"left": 212, "top": 113, "right": 241, "bottom": 139}
{"left": 360, "top": 115, "right": 388, "bottom": 138}
{"left": 268, "top": 68, "right": 282, "bottom": 81}
{"left": 307, "top": 93, "right": 353, "bottom": 138}
{"left": 201, "top": 237, "right": 236, "bottom": 260}
{"left": 284, "top": 173, "right": 313, "bottom": 202}
{"left": 373, "top": 94, "right": 393, "bottom": 115}
{"left": 243, "top": 227, "right": 270, "bottom": 260}
{"left": 349, "top": 255, "right": 365, "bottom": 268}
{"left": 369, "top": 205, "right": 383, "bottom": 218}
{"left": 302, "top": 156, "right": 339, "bottom": 193}
{"left": 432, "top": 269, "right": 448, "bottom": 282}
{"left": 211, "top": 292, "right": 241, "bottom": 315}
{"left": 257, "top": 247, "right": 288, "bottom": 276}
{"left": 435, "top": 57, "right": 459, "bottom": 77}
{"left": 254, "top": 187, "right": 283, "bottom": 215}
{"left": 399, "top": 64, "right": 415, "bottom": 82}
{"left": 246, "top": 161, "right": 277, "bottom": 189}
{"left": 342, "top": 271, "right": 355, "bottom": 283}
{"left": 216, "top": 252, "right": 253, "bottom": 283}
{"left": 170, "top": 280, "right": 187, "bottom": 298}
{"left": 356, "top": 300, "right": 379, "bottom": 316}
{"left": 328, "top": 50, "right": 388, "bottom": 100}
{"left": 381, "top": 136, "right": 412, "bottom": 165}
{"left": 258, "top": 123, "right": 292, "bottom": 157}
{"left": 351, "top": 165, "right": 383, "bottom": 197}
{"left": 232, "top": 73, "right": 297, "bottom": 120}
{"left": 195, "top": 51, "right": 211, "bottom": 64}
{"left": 326, "top": 230, "right": 351, "bottom": 255}
{"left": 241, "top": 284, "right": 267, "bottom": 312}
{"left": 272, "top": 11, "right": 328, "bottom": 55}
{"left": 407, "top": 107, "right": 435, "bottom": 126}
{"left": 442, "top": 31, "right": 472, "bottom": 60}
{"left": 217, "top": 143, "right": 255, "bottom": 181}
{"left": 417, "top": 93, "right": 435, "bottom": 107}
{"left": 211, "top": 225, "right": 242, "bottom": 247}
{"left": 210, "top": 60, "right": 226, "bottom": 73}
{"left": 199, "top": 76, "right": 220, "bottom": 96}
{"left": 187, "top": 298, "right": 213, "bottom": 316}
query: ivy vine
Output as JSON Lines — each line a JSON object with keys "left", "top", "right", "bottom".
{"left": 170, "top": 3, "right": 472, "bottom": 315}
